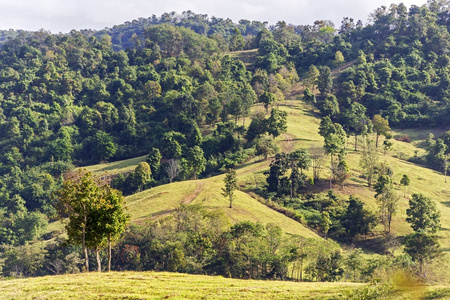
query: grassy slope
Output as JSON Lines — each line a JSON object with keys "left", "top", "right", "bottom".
{"left": 125, "top": 171, "right": 319, "bottom": 238}
{"left": 272, "top": 100, "right": 450, "bottom": 283}
{"left": 82, "top": 155, "right": 147, "bottom": 175}
{"left": 0, "top": 271, "right": 364, "bottom": 300}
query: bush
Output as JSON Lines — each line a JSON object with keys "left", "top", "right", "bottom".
{"left": 395, "top": 135, "right": 411, "bottom": 143}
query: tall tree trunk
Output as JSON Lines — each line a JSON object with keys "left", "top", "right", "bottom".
{"left": 108, "top": 233, "right": 112, "bottom": 272}
{"left": 96, "top": 248, "right": 102, "bottom": 272}
{"left": 82, "top": 218, "right": 89, "bottom": 272}
{"left": 354, "top": 134, "right": 357, "bottom": 151}
{"left": 300, "top": 258, "right": 303, "bottom": 281}
{"left": 329, "top": 154, "right": 333, "bottom": 190}
{"left": 376, "top": 133, "right": 379, "bottom": 148}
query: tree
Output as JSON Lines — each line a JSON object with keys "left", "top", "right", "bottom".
{"left": 146, "top": 148, "right": 162, "bottom": 176}
{"left": 133, "top": 162, "right": 152, "bottom": 192}
{"left": 56, "top": 170, "right": 105, "bottom": 272}
{"left": 229, "top": 28, "right": 245, "bottom": 51}
{"left": 222, "top": 168, "right": 238, "bottom": 208}
{"left": 321, "top": 211, "right": 332, "bottom": 239}
{"left": 266, "top": 153, "right": 289, "bottom": 195}
{"left": 266, "top": 109, "right": 287, "bottom": 138}
{"left": 342, "top": 196, "right": 371, "bottom": 240}
{"left": 404, "top": 231, "right": 441, "bottom": 278}
{"left": 260, "top": 91, "right": 276, "bottom": 113}
{"left": 255, "top": 137, "right": 278, "bottom": 160}
{"left": 345, "top": 248, "right": 363, "bottom": 282}
{"left": 91, "top": 186, "right": 129, "bottom": 272}
{"left": 372, "top": 115, "right": 390, "bottom": 148}
{"left": 246, "top": 112, "right": 267, "bottom": 142}
{"left": 161, "top": 132, "right": 186, "bottom": 159}
{"left": 359, "top": 140, "right": 379, "bottom": 187}
{"left": 309, "top": 146, "right": 326, "bottom": 183}
{"left": 186, "top": 145, "right": 206, "bottom": 180}
{"left": 406, "top": 193, "right": 440, "bottom": 234}
{"left": 383, "top": 139, "right": 393, "bottom": 155}
{"left": 334, "top": 51, "right": 345, "bottom": 70}
{"left": 322, "top": 95, "right": 340, "bottom": 117}
{"left": 341, "top": 102, "right": 369, "bottom": 151}
{"left": 442, "top": 155, "right": 450, "bottom": 183}
{"left": 400, "top": 174, "right": 410, "bottom": 198}
{"left": 317, "top": 66, "right": 332, "bottom": 96}
{"left": 303, "top": 87, "right": 316, "bottom": 104}
{"left": 83, "top": 131, "right": 117, "bottom": 163}
{"left": 165, "top": 159, "right": 182, "bottom": 183}
{"left": 305, "top": 65, "right": 320, "bottom": 89}
{"left": 334, "top": 159, "right": 350, "bottom": 187}
{"left": 374, "top": 175, "right": 399, "bottom": 233}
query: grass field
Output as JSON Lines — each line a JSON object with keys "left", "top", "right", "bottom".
{"left": 0, "top": 271, "right": 375, "bottom": 299}
{"left": 3, "top": 271, "right": 450, "bottom": 299}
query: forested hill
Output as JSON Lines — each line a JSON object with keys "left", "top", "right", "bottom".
{"left": 0, "top": 1, "right": 449, "bottom": 265}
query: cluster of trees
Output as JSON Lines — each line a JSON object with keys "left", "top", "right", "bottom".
{"left": 265, "top": 150, "right": 311, "bottom": 198}
{"left": 300, "top": 2, "right": 450, "bottom": 129}
{"left": 56, "top": 170, "right": 129, "bottom": 272}
{"left": 404, "top": 193, "right": 441, "bottom": 278}
{"left": 108, "top": 204, "right": 377, "bottom": 282}
{"left": 426, "top": 131, "right": 450, "bottom": 181}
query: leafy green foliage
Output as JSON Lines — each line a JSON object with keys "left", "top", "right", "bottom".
{"left": 406, "top": 193, "right": 440, "bottom": 234}
{"left": 222, "top": 169, "right": 238, "bottom": 208}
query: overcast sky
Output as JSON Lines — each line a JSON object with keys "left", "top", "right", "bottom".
{"left": 0, "top": 0, "right": 428, "bottom": 33}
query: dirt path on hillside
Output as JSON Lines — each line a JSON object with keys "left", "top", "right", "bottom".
{"left": 282, "top": 133, "right": 294, "bottom": 153}
{"left": 150, "top": 181, "right": 205, "bottom": 219}
{"left": 182, "top": 181, "right": 205, "bottom": 204}
{"left": 330, "top": 59, "right": 358, "bottom": 76}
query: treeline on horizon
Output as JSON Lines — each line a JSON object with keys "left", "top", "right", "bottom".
{"left": 0, "top": 0, "right": 449, "bottom": 280}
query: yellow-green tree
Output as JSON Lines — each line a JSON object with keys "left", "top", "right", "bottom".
{"left": 334, "top": 51, "right": 345, "bottom": 70}
{"left": 222, "top": 169, "right": 238, "bottom": 208}
{"left": 57, "top": 170, "right": 129, "bottom": 272}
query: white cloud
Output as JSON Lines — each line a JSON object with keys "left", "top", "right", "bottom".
{"left": 0, "top": 0, "right": 428, "bottom": 33}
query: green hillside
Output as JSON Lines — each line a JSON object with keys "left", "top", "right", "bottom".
{"left": 85, "top": 98, "right": 450, "bottom": 283}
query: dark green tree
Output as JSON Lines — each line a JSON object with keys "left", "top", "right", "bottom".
{"left": 56, "top": 170, "right": 105, "bottom": 272}
{"left": 266, "top": 109, "right": 287, "bottom": 138}
{"left": 404, "top": 232, "right": 441, "bottom": 278}
{"left": 406, "top": 193, "right": 441, "bottom": 234}
{"left": 317, "top": 66, "right": 332, "bottom": 96}
{"left": 186, "top": 145, "right": 206, "bottom": 180}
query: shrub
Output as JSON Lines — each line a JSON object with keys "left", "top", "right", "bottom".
{"left": 395, "top": 135, "right": 411, "bottom": 143}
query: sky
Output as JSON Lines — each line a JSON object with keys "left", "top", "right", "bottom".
{"left": 0, "top": 0, "right": 428, "bottom": 33}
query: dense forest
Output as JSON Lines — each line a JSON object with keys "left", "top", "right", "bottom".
{"left": 0, "top": 0, "right": 449, "bottom": 282}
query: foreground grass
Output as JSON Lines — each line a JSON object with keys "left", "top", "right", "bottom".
{"left": 0, "top": 271, "right": 364, "bottom": 300}
{"left": 2, "top": 271, "right": 450, "bottom": 299}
